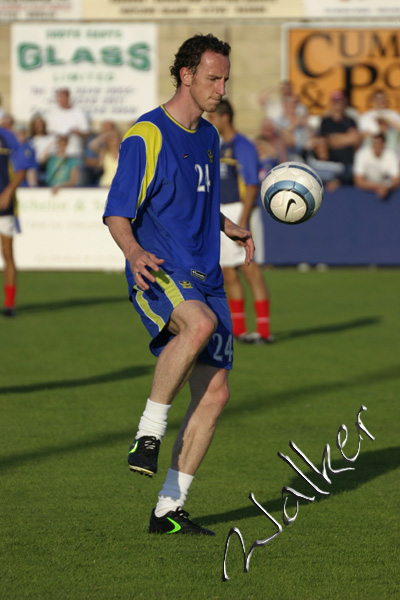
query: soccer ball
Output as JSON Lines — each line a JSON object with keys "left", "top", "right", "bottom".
{"left": 261, "top": 161, "right": 324, "bottom": 224}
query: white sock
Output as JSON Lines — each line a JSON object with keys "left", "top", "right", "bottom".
{"left": 154, "top": 468, "right": 194, "bottom": 517}
{"left": 136, "top": 398, "right": 171, "bottom": 441}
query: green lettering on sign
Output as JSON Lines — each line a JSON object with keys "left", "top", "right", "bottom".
{"left": 47, "top": 46, "right": 65, "bottom": 65}
{"left": 101, "top": 47, "right": 123, "bottom": 66}
{"left": 128, "top": 43, "right": 150, "bottom": 70}
{"left": 72, "top": 48, "right": 95, "bottom": 64}
{"left": 18, "top": 43, "right": 41, "bottom": 70}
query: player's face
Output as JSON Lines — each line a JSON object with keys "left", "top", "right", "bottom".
{"left": 187, "top": 51, "right": 230, "bottom": 114}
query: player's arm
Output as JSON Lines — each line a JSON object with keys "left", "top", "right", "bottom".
{"left": 220, "top": 212, "right": 254, "bottom": 266}
{"left": 0, "top": 169, "right": 26, "bottom": 211}
{"left": 105, "top": 215, "right": 164, "bottom": 291}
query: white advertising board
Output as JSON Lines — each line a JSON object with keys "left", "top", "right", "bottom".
{"left": 3, "top": 188, "right": 125, "bottom": 271}
{"left": 11, "top": 23, "right": 157, "bottom": 123}
{"left": 304, "top": 0, "right": 400, "bottom": 18}
{"left": 0, "top": 0, "right": 81, "bottom": 21}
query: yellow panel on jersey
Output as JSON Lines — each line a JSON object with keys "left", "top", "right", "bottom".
{"left": 152, "top": 268, "right": 185, "bottom": 308}
{"left": 123, "top": 121, "right": 162, "bottom": 217}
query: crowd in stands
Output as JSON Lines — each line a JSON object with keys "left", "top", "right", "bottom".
{"left": 2, "top": 84, "right": 400, "bottom": 200}
{"left": 0, "top": 88, "right": 123, "bottom": 194}
{"left": 257, "top": 81, "right": 400, "bottom": 199}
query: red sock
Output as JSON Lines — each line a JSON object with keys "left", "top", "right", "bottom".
{"left": 228, "top": 298, "right": 247, "bottom": 337}
{"left": 4, "top": 285, "right": 16, "bottom": 308}
{"left": 254, "top": 299, "right": 270, "bottom": 339}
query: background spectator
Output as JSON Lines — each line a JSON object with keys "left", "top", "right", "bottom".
{"left": 28, "top": 114, "right": 56, "bottom": 186}
{"left": 87, "top": 122, "right": 122, "bottom": 188}
{"left": 320, "top": 90, "right": 361, "bottom": 184}
{"left": 45, "top": 135, "right": 81, "bottom": 194}
{"left": 46, "top": 88, "right": 90, "bottom": 162}
{"left": 359, "top": 88, "right": 400, "bottom": 153}
{"left": 258, "top": 80, "right": 308, "bottom": 125}
{"left": 274, "top": 94, "right": 311, "bottom": 160}
{"left": 353, "top": 133, "right": 400, "bottom": 200}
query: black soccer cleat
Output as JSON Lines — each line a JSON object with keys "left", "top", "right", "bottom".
{"left": 128, "top": 436, "right": 160, "bottom": 477}
{"left": 149, "top": 507, "right": 215, "bottom": 536}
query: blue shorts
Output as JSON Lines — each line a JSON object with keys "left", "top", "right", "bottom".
{"left": 130, "top": 267, "right": 233, "bottom": 370}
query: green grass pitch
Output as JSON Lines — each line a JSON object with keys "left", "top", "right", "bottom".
{"left": 1, "top": 268, "right": 399, "bottom": 599}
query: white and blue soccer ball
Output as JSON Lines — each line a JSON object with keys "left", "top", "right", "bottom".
{"left": 261, "top": 161, "right": 324, "bottom": 224}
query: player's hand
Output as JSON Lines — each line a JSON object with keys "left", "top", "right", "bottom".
{"left": 223, "top": 218, "right": 255, "bottom": 266}
{"left": 128, "top": 249, "right": 164, "bottom": 291}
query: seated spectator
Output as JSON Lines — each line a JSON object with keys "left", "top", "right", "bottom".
{"left": 305, "top": 136, "right": 345, "bottom": 192}
{"left": 87, "top": 124, "right": 122, "bottom": 187}
{"left": 13, "top": 123, "right": 38, "bottom": 187}
{"left": 274, "top": 94, "right": 311, "bottom": 160}
{"left": 359, "top": 88, "right": 400, "bottom": 153}
{"left": 353, "top": 133, "right": 400, "bottom": 199}
{"left": 45, "top": 135, "right": 81, "bottom": 194}
{"left": 320, "top": 90, "right": 362, "bottom": 184}
{"left": 28, "top": 114, "right": 56, "bottom": 186}
{"left": 46, "top": 88, "right": 90, "bottom": 160}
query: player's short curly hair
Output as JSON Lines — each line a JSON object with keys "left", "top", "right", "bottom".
{"left": 170, "top": 34, "right": 231, "bottom": 88}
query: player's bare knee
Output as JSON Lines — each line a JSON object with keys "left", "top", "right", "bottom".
{"left": 195, "top": 312, "right": 218, "bottom": 345}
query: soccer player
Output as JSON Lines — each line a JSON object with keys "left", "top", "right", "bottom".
{"left": 103, "top": 34, "right": 254, "bottom": 535}
{"left": 0, "top": 126, "right": 29, "bottom": 317}
{"left": 208, "top": 99, "right": 273, "bottom": 344}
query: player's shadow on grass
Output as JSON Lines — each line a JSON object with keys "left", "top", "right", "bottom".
{"left": 18, "top": 296, "right": 127, "bottom": 313}
{"left": 0, "top": 365, "right": 153, "bottom": 395}
{"left": 274, "top": 316, "right": 381, "bottom": 342}
{"left": 0, "top": 427, "right": 137, "bottom": 472}
{"left": 198, "top": 445, "right": 400, "bottom": 526}
{"left": 214, "top": 364, "right": 400, "bottom": 416}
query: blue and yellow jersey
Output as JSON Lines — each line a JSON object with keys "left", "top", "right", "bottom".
{"left": 219, "top": 133, "right": 259, "bottom": 205}
{"left": 104, "top": 105, "right": 224, "bottom": 295}
{"left": 0, "top": 127, "right": 30, "bottom": 216}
